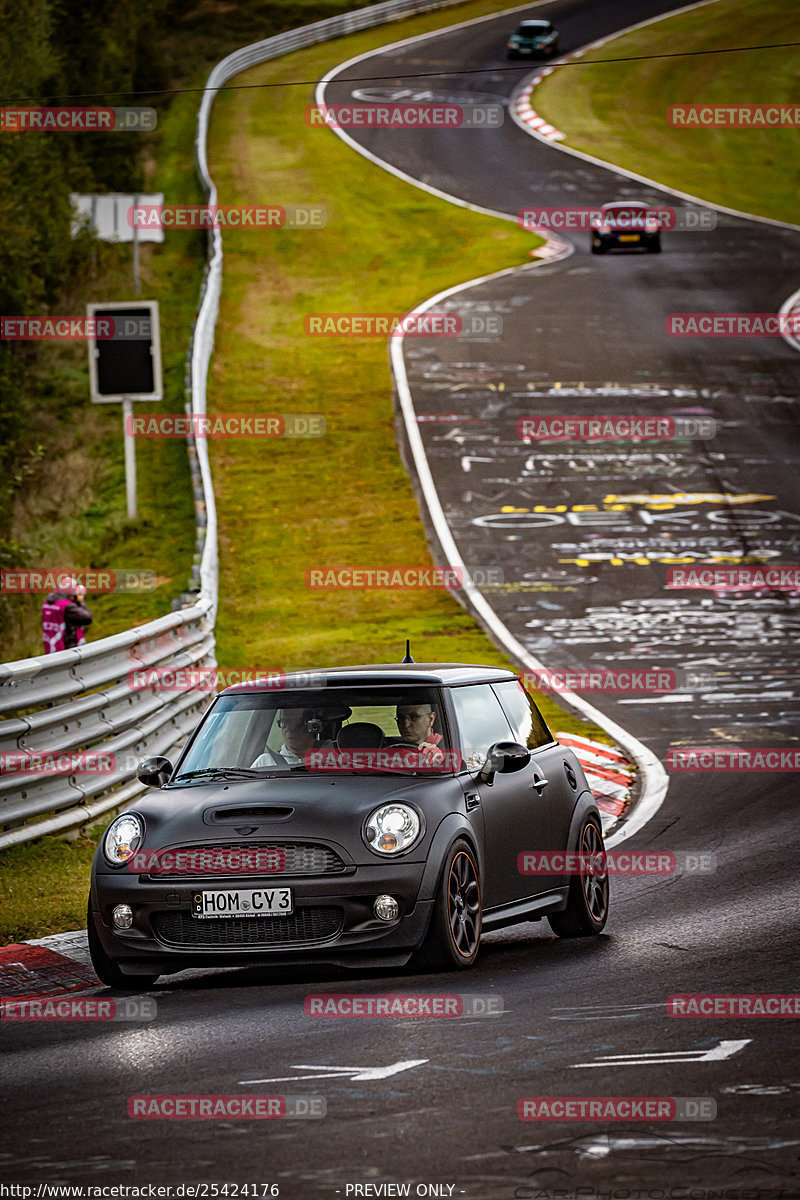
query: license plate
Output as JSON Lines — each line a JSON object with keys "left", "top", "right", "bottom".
{"left": 619, "top": 234, "right": 640, "bottom": 242}
{"left": 192, "top": 887, "right": 293, "bottom": 919}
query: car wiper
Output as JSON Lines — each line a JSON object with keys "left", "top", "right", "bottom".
{"left": 172, "top": 767, "right": 267, "bottom": 782}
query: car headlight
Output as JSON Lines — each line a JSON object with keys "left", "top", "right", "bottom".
{"left": 103, "top": 813, "right": 144, "bottom": 865}
{"left": 365, "top": 804, "right": 421, "bottom": 855}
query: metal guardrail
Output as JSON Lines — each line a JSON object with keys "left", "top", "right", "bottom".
{"left": 0, "top": 0, "right": 468, "bottom": 849}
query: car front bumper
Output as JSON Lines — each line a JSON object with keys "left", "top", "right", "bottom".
{"left": 593, "top": 231, "right": 660, "bottom": 248}
{"left": 91, "top": 861, "right": 434, "bottom": 972}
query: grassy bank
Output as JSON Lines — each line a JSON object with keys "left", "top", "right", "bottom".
{"left": 532, "top": 0, "right": 799, "bottom": 225}
{"left": 0, "top": 826, "right": 107, "bottom": 943}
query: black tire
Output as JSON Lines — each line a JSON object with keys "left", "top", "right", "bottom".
{"left": 648, "top": 238, "right": 662, "bottom": 254}
{"left": 87, "top": 898, "right": 160, "bottom": 989}
{"left": 414, "top": 840, "right": 482, "bottom": 970}
{"left": 548, "top": 816, "right": 609, "bottom": 937}
{"left": 591, "top": 240, "right": 607, "bottom": 255}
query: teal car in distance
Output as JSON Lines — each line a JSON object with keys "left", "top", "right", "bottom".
{"left": 507, "top": 19, "right": 560, "bottom": 60}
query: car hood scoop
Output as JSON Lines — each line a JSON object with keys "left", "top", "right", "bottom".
{"left": 206, "top": 805, "right": 295, "bottom": 824}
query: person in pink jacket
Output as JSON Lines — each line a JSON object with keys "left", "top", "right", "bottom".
{"left": 42, "top": 578, "right": 93, "bottom": 654}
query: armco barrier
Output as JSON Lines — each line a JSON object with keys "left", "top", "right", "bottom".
{"left": 0, "top": 0, "right": 468, "bottom": 848}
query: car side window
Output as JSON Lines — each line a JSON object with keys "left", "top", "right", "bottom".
{"left": 450, "top": 683, "right": 515, "bottom": 772}
{"left": 493, "top": 680, "right": 554, "bottom": 749}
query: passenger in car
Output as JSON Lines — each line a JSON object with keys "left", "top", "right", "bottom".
{"left": 251, "top": 708, "right": 333, "bottom": 768}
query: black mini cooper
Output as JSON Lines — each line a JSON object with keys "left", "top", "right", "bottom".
{"left": 88, "top": 664, "right": 609, "bottom": 986}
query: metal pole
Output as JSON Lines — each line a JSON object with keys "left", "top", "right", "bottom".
{"left": 122, "top": 396, "right": 138, "bottom": 519}
{"left": 132, "top": 192, "right": 141, "bottom": 296}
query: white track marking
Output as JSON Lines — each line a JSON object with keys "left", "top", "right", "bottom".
{"left": 240, "top": 1059, "right": 428, "bottom": 1083}
{"left": 571, "top": 1039, "right": 752, "bottom": 1067}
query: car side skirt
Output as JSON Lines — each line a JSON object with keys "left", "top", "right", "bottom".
{"left": 482, "top": 887, "right": 569, "bottom": 931}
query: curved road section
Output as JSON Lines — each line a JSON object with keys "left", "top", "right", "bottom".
{"left": 2, "top": 3, "right": 799, "bottom": 1198}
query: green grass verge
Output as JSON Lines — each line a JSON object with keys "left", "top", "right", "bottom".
{"left": 0, "top": 824, "right": 108, "bottom": 943}
{"left": 532, "top": 0, "right": 799, "bottom": 226}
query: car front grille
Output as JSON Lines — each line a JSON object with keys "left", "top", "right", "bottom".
{"left": 141, "top": 842, "right": 346, "bottom": 878}
{"left": 151, "top": 907, "right": 344, "bottom": 948}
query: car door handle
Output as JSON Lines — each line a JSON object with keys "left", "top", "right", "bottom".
{"left": 530, "top": 774, "right": 549, "bottom": 794}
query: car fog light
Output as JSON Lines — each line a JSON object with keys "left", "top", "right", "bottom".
{"left": 374, "top": 895, "right": 399, "bottom": 922}
{"left": 112, "top": 904, "right": 134, "bottom": 930}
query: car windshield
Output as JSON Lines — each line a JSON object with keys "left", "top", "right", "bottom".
{"left": 174, "top": 685, "right": 457, "bottom": 779}
{"left": 603, "top": 205, "right": 648, "bottom": 218}
{"left": 519, "top": 21, "right": 551, "bottom": 32}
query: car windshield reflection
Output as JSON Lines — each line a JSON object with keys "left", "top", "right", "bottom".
{"left": 173, "top": 686, "right": 456, "bottom": 779}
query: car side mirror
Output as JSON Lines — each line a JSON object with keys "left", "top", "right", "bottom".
{"left": 136, "top": 756, "right": 173, "bottom": 788}
{"left": 478, "top": 741, "right": 531, "bottom": 785}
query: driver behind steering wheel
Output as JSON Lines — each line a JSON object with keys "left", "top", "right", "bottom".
{"left": 388, "top": 702, "right": 444, "bottom": 765}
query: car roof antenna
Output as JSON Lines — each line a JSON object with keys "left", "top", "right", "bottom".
{"left": 402, "top": 639, "right": 415, "bottom": 664}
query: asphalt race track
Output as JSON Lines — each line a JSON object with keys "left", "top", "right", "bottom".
{"left": 2, "top": 2, "right": 799, "bottom": 1197}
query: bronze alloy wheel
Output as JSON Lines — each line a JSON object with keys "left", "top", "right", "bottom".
{"left": 414, "top": 839, "right": 482, "bottom": 970}
{"left": 548, "top": 816, "right": 610, "bottom": 938}
{"left": 579, "top": 818, "right": 609, "bottom": 925}
{"left": 447, "top": 848, "right": 482, "bottom": 960}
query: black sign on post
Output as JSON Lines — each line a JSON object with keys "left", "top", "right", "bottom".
{"left": 87, "top": 301, "right": 162, "bottom": 403}
{"left": 87, "top": 300, "right": 163, "bottom": 519}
